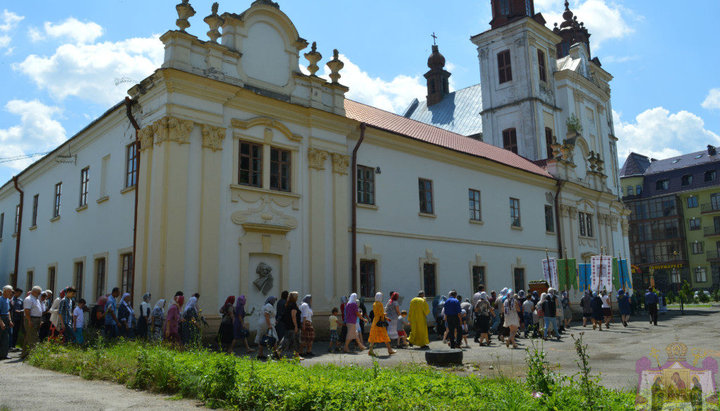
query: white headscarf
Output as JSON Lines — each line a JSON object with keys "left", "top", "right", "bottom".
{"left": 152, "top": 299, "right": 165, "bottom": 317}
{"left": 374, "top": 292, "right": 383, "bottom": 302}
{"left": 540, "top": 293, "right": 547, "bottom": 303}
{"left": 120, "top": 293, "right": 134, "bottom": 316}
{"left": 348, "top": 293, "right": 358, "bottom": 305}
{"left": 183, "top": 296, "right": 198, "bottom": 314}
{"left": 479, "top": 292, "right": 488, "bottom": 301}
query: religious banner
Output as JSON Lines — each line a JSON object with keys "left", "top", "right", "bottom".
{"left": 579, "top": 264, "right": 591, "bottom": 292}
{"left": 557, "top": 259, "right": 578, "bottom": 291}
{"left": 541, "top": 258, "right": 559, "bottom": 290}
{"left": 591, "top": 255, "right": 613, "bottom": 292}
{"left": 618, "top": 259, "right": 633, "bottom": 290}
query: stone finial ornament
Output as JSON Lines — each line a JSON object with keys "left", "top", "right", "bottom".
{"left": 304, "top": 42, "right": 322, "bottom": 76}
{"left": 327, "top": 49, "right": 344, "bottom": 84}
{"left": 204, "top": 2, "right": 225, "bottom": 43}
{"left": 176, "top": 0, "right": 196, "bottom": 32}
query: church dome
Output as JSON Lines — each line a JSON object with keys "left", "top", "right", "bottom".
{"left": 427, "top": 45, "right": 446, "bottom": 70}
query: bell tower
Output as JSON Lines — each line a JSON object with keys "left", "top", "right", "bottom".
{"left": 490, "top": 0, "right": 535, "bottom": 29}
{"left": 424, "top": 39, "right": 451, "bottom": 107}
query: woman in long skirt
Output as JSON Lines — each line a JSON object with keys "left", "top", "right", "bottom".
{"left": 368, "top": 292, "right": 396, "bottom": 357}
{"left": 150, "top": 299, "right": 165, "bottom": 341}
{"left": 385, "top": 292, "right": 401, "bottom": 346}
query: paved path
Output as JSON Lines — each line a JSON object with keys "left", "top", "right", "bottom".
{"left": 0, "top": 353, "right": 201, "bottom": 410}
{"left": 1, "top": 307, "right": 717, "bottom": 409}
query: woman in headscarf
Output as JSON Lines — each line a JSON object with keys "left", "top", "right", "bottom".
{"left": 343, "top": 293, "right": 366, "bottom": 353}
{"left": 181, "top": 294, "right": 201, "bottom": 346}
{"left": 601, "top": 290, "right": 612, "bottom": 328}
{"left": 230, "top": 295, "right": 255, "bottom": 354}
{"left": 503, "top": 289, "right": 520, "bottom": 349}
{"left": 218, "top": 296, "right": 236, "bottom": 352}
{"left": 279, "top": 291, "right": 303, "bottom": 359}
{"left": 150, "top": 299, "right": 165, "bottom": 341}
{"left": 91, "top": 295, "right": 107, "bottom": 330}
{"left": 275, "top": 291, "right": 289, "bottom": 342}
{"left": 495, "top": 288, "right": 509, "bottom": 343}
{"left": 299, "top": 295, "right": 315, "bottom": 357}
{"left": 48, "top": 288, "right": 66, "bottom": 341}
{"left": 536, "top": 293, "right": 547, "bottom": 336}
{"left": 617, "top": 289, "right": 631, "bottom": 327}
{"left": 137, "top": 293, "right": 152, "bottom": 339}
{"left": 118, "top": 293, "right": 135, "bottom": 339}
{"left": 474, "top": 292, "right": 493, "bottom": 346}
{"left": 255, "top": 296, "right": 278, "bottom": 360}
{"left": 164, "top": 292, "right": 184, "bottom": 344}
{"left": 580, "top": 290, "right": 593, "bottom": 327}
{"left": 385, "top": 292, "right": 401, "bottom": 347}
{"left": 590, "top": 291, "right": 604, "bottom": 330}
{"left": 368, "top": 292, "right": 396, "bottom": 357}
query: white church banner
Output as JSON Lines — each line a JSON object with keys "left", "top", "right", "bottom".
{"left": 590, "top": 256, "right": 613, "bottom": 292}
{"left": 541, "top": 258, "right": 559, "bottom": 290}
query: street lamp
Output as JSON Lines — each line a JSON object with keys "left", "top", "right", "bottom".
{"left": 672, "top": 250, "right": 684, "bottom": 314}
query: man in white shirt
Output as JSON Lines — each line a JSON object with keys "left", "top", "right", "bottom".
{"left": 22, "top": 286, "right": 44, "bottom": 359}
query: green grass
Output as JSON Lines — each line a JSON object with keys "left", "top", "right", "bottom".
{"left": 28, "top": 340, "right": 634, "bottom": 410}
{"left": 666, "top": 304, "right": 713, "bottom": 308}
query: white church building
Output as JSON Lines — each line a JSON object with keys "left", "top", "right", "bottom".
{"left": 0, "top": 0, "right": 630, "bottom": 322}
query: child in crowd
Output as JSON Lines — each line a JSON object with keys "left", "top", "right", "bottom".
{"left": 461, "top": 309, "right": 470, "bottom": 348}
{"left": 328, "top": 308, "right": 340, "bottom": 353}
{"left": 397, "top": 310, "right": 409, "bottom": 348}
{"left": 73, "top": 299, "right": 86, "bottom": 345}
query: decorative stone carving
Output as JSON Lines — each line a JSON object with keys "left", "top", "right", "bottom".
{"left": 232, "top": 117, "right": 303, "bottom": 142}
{"left": 568, "top": 206, "right": 578, "bottom": 218}
{"left": 152, "top": 117, "right": 169, "bottom": 144}
{"left": 307, "top": 148, "right": 329, "bottom": 170}
{"left": 326, "top": 49, "right": 344, "bottom": 84}
{"left": 202, "top": 124, "right": 226, "bottom": 151}
{"left": 138, "top": 125, "right": 154, "bottom": 151}
{"left": 331, "top": 153, "right": 350, "bottom": 175}
{"left": 304, "top": 42, "right": 322, "bottom": 76}
{"left": 253, "top": 262, "right": 274, "bottom": 295}
{"left": 231, "top": 196, "right": 298, "bottom": 233}
{"left": 621, "top": 218, "right": 629, "bottom": 236}
{"left": 204, "top": 3, "right": 225, "bottom": 43}
{"left": 175, "top": 0, "right": 196, "bottom": 32}
{"left": 166, "top": 117, "right": 194, "bottom": 145}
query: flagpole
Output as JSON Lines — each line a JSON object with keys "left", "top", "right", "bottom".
{"left": 564, "top": 247, "right": 569, "bottom": 293}
{"left": 545, "top": 248, "right": 552, "bottom": 289}
{"left": 619, "top": 253, "right": 624, "bottom": 292}
{"left": 598, "top": 247, "right": 604, "bottom": 293}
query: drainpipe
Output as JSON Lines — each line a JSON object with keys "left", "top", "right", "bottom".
{"left": 12, "top": 176, "right": 24, "bottom": 289}
{"left": 124, "top": 97, "right": 140, "bottom": 301}
{"left": 350, "top": 123, "right": 366, "bottom": 293}
{"left": 555, "top": 180, "right": 564, "bottom": 259}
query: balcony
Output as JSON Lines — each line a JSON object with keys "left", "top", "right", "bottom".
{"left": 704, "top": 226, "right": 720, "bottom": 237}
{"left": 707, "top": 250, "right": 720, "bottom": 262}
{"left": 701, "top": 203, "right": 720, "bottom": 214}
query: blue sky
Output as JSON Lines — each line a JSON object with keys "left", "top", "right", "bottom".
{"left": 1, "top": 0, "right": 718, "bottom": 184}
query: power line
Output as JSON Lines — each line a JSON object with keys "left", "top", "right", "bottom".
{"left": 0, "top": 152, "right": 50, "bottom": 164}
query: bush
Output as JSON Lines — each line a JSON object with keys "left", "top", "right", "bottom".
{"left": 28, "top": 341, "right": 634, "bottom": 410}
{"left": 698, "top": 291, "right": 711, "bottom": 303}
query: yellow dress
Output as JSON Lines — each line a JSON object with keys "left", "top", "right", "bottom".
{"left": 408, "top": 297, "right": 430, "bottom": 346}
{"left": 368, "top": 301, "right": 390, "bottom": 344}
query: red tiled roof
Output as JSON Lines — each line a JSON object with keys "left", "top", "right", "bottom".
{"left": 344, "top": 100, "right": 553, "bottom": 178}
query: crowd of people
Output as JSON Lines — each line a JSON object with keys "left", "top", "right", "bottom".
{"left": 0, "top": 280, "right": 665, "bottom": 362}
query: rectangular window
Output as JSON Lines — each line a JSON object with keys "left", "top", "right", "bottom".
{"left": 537, "top": 49, "right": 547, "bottom": 82}
{"left": 498, "top": 0, "right": 510, "bottom": 15}
{"left": 579, "top": 212, "right": 586, "bottom": 236}
{"left": 121, "top": 253, "right": 133, "bottom": 295}
{"left": 514, "top": 268, "right": 525, "bottom": 292}
{"left": 681, "top": 174, "right": 693, "bottom": 186}
{"left": 95, "top": 258, "right": 106, "bottom": 301}
{"left": 419, "top": 178, "right": 434, "bottom": 214}
{"left": 47, "top": 266, "right": 56, "bottom": 296}
{"left": 357, "top": 165, "right": 376, "bottom": 205}
{"left": 359, "top": 260, "right": 376, "bottom": 299}
{"left": 423, "top": 263, "right": 437, "bottom": 297}
{"left": 687, "top": 196, "right": 698, "bottom": 208}
{"left": 31, "top": 194, "right": 39, "bottom": 227}
{"left": 586, "top": 213, "right": 594, "bottom": 237}
{"left": 579, "top": 212, "right": 594, "bottom": 237}
{"left": 545, "top": 205, "right": 555, "bottom": 232}
{"left": 53, "top": 182, "right": 62, "bottom": 218}
{"left": 26, "top": 271, "right": 34, "bottom": 292}
{"left": 695, "top": 267, "right": 707, "bottom": 283}
{"left": 270, "top": 147, "right": 291, "bottom": 192}
{"left": 627, "top": 186, "right": 634, "bottom": 196}
{"left": 655, "top": 180, "right": 669, "bottom": 191}
{"left": 545, "top": 127, "right": 554, "bottom": 159}
{"left": 0, "top": 213, "right": 4, "bottom": 239}
{"left": 510, "top": 197, "right": 521, "bottom": 227}
{"left": 74, "top": 262, "right": 84, "bottom": 300}
{"left": 689, "top": 218, "right": 701, "bottom": 231}
{"left": 469, "top": 189, "right": 482, "bottom": 221}
{"left": 497, "top": 50, "right": 512, "bottom": 84}
{"left": 79, "top": 167, "right": 90, "bottom": 207}
{"left": 692, "top": 242, "right": 704, "bottom": 255}
{"left": 472, "top": 266, "right": 486, "bottom": 292}
{"left": 238, "top": 141, "right": 263, "bottom": 187}
{"left": 125, "top": 143, "right": 138, "bottom": 188}
{"left": 636, "top": 185, "right": 643, "bottom": 195}
{"left": 705, "top": 170, "right": 716, "bottom": 182}
{"left": 712, "top": 193, "right": 720, "bottom": 210}
{"left": 503, "top": 128, "right": 518, "bottom": 154}
{"left": 14, "top": 204, "right": 20, "bottom": 234}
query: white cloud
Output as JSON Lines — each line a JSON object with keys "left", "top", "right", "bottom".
{"left": 0, "top": 100, "right": 66, "bottom": 171}
{"left": 0, "top": 35, "right": 9, "bottom": 48}
{"left": 614, "top": 108, "right": 720, "bottom": 161}
{"left": 0, "top": 9, "right": 23, "bottom": 32}
{"left": 541, "top": 0, "right": 635, "bottom": 49}
{"left": 30, "top": 17, "right": 103, "bottom": 44}
{"left": 15, "top": 35, "right": 163, "bottom": 105}
{"left": 702, "top": 88, "right": 720, "bottom": 111}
